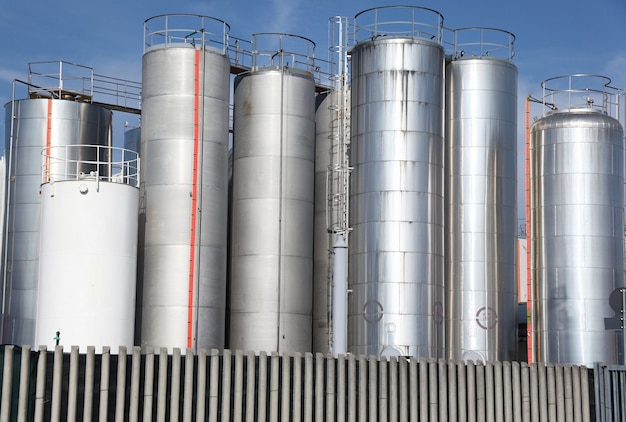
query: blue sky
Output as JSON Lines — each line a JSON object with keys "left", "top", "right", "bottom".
{"left": 1, "top": 0, "right": 625, "bottom": 220}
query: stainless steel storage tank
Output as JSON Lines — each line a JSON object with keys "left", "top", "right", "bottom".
{"left": 230, "top": 33, "right": 316, "bottom": 353}
{"left": 2, "top": 93, "right": 111, "bottom": 346}
{"left": 140, "top": 15, "right": 230, "bottom": 351}
{"left": 530, "top": 75, "right": 625, "bottom": 365}
{"left": 349, "top": 6, "right": 445, "bottom": 358}
{"left": 313, "top": 89, "right": 351, "bottom": 353}
{"left": 35, "top": 145, "right": 139, "bottom": 351}
{"left": 445, "top": 28, "right": 518, "bottom": 362}
{"left": 313, "top": 91, "right": 333, "bottom": 353}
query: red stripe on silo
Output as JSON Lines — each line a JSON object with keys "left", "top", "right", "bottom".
{"left": 45, "top": 99, "right": 52, "bottom": 182}
{"left": 188, "top": 49, "right": 201, "bottom": 349}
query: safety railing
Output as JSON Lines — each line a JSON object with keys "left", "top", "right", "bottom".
{"left": 251, "top": 33, "right": 316, "bottom": 74}
{"left": 144, "top": 14, "right": 230, "bottom": 54}
{"left": 541, "top": 74, "right": 621, "bottom": 117}
{"left": 354, "top": 6, "right": 444, "bottom": 44}
{"left": 449, "top": 27, "right": 516, "bottom": 61}
{"left": 41, "top": 145, "right": 140, "bottom": 187}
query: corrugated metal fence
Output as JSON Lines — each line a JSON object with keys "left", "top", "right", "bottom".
{"left": 0, "top": 344, "right": 624, "bottom": 421}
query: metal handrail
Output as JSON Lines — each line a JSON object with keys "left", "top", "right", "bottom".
{"left": 251, "top": 33, "right": 316, "bottom": 73}
{"left": 354, "top": 6, "right": 444, "bottom": 43}
{"left": 541, "top": 74, "right": 621, "bottom": 117}
{"left": 41, "top": 145, "right": 140, "bottom": 188}
{"left": 144, "top": 14, "right": 230, "bottom": 53}
{"left": 451, "top": 27, "right": 515, "bottom": 61}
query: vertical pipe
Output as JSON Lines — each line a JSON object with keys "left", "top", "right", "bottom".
{"left": 183, "top": 349, "right": 195, "bottom": 422}
{"left": 196, "top": 349, "right": 207, "bottom": 421}
{"left": 525, "top": 95, "right": 533, "bottom": 363}
{"left": 143, "top": 348, "right": 155, "bottom": 422}
{"left": 337, "top": 354, "right": 346, "bottom": 422}
{"left": 156, "top": 348, "right": 168, "bottom": 422}
{"left": 130, "top": 347, "right": 141, "bottom": 422}
{"left": 99, "top": 347, "right": 110, "bottom": 422}
{"left": 245, "top": 351, "right": 256, "bottom": 422}
{"left": 17, "top": 345, "right": 31, "bottom": 422}
{"left": 208, "top": 349, "right": 220, "bottom": 422}
{"left": 233, "top": 350, "right": 244, "bottom": 422}
{"left": 67, "top": 346, "right": 79, "bottom": 422}
{"left": 547, "top": 364, "right": 557, "bottom": 421}
{"left": 1, "top": 345, "right": 14, "bottom": 422}
{"left": 51, "top": 346, "right": 63, "bottom": 422}
{"left": 332, "top": 235, "right": 348, "bottom": 356}
{"left": 170, "top": 348, "right": 181, "bottom": 422}
{"left": 34, "top": 346, "right": 47, "bottom": 422}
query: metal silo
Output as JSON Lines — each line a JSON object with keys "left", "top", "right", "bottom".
{"left": 230, "top": 34, "right": 316, "bottom": 353}
{"left": 35, "top": 145, "right": 139, "bottom": 351}
{"left": 349, "top": 6, "right": 445, "bottom": 358}
{"left": 530, "top": 75, "right": 625, "bottom": 365}
{"left": 2, "top": 68, "right": 111, "bottom": 345}
{"left": 445, "top": 28, "right": 518, "bottom": 362}
{"left": 140, "top": 15, "right": 230, "bottom": 351}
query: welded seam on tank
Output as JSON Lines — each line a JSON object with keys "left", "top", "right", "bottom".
{"left": 187, "top": 49, "right": 201, "bottom": 349}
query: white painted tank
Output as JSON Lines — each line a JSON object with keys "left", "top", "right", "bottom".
{"left": 34, "top": 145, "right": 140, "bottom": 351}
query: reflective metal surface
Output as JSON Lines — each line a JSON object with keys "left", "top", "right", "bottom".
{"left": 530, "top": 109, "right": 625, "bottom": 365}
{"left": 2, "top": 99, "right": 111, "bottom": 346}
{"left": 140, "top": 43, "right": 230, "bottom": 351}
{"left": 230, "top": 67, "right": 315, "bottom": 353}
{"left": 445, "top": 57, "right": 518, "bottom": 362}
{"left": 313, "top": 91, "right": 332, "bottom": 353}
{"left": 349, "top": 37, "right": 445, "bottom": 358}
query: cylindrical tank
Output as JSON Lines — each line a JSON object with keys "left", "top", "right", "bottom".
{"left": 35, "top": 145, "right": 139, "bottom": 351}
{"left": 2, "top": 98, "right": 111, "bottom": 346}
{"left": 140, "top": 15, "right": 230, "bottom": 351}
{"left": 230, "top": 34, "right": 316, "bottom": 353}
{"left": 313, "top": 91, "right": 333, "bottom": 353}
{"left": 444, "top": 28, "right": 518, "bottom": 362}
{"left": 530, "top": 75, "right": 625, "bottom": 365}
{"left": 349, "top": 6, "right": 445, "bottom": 358}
